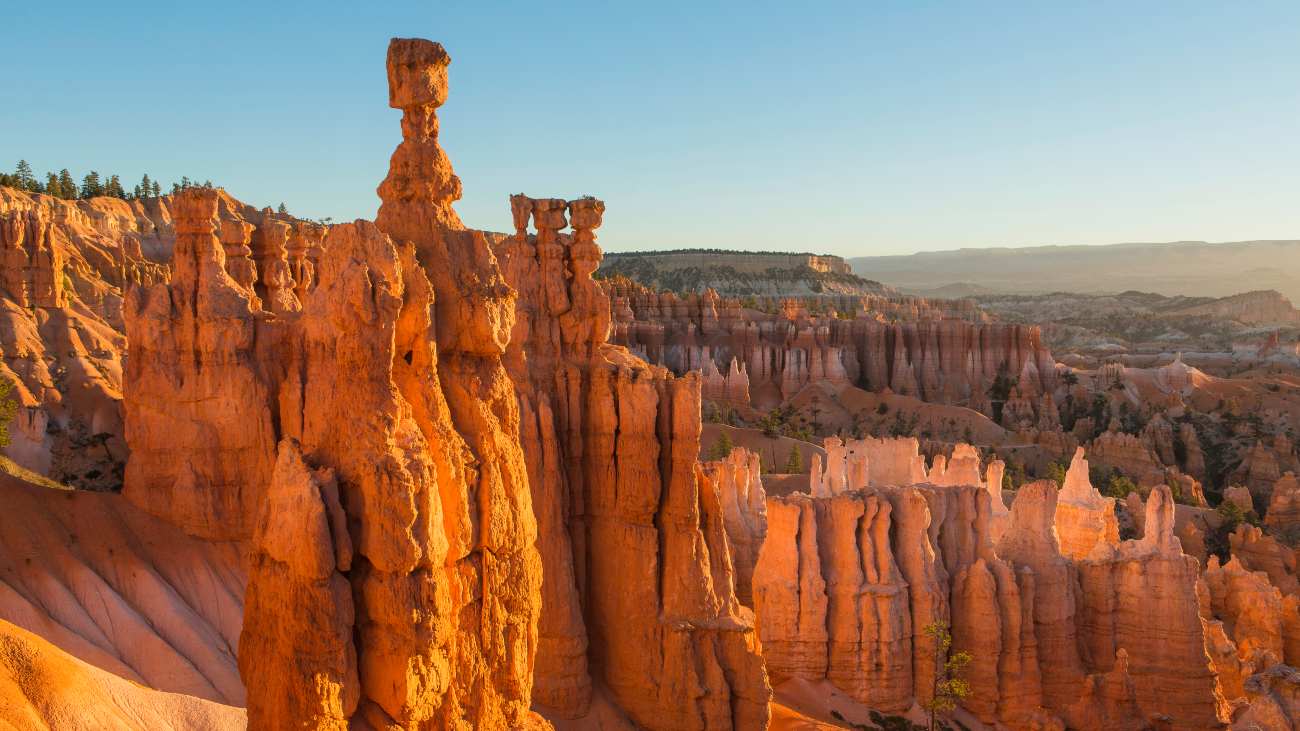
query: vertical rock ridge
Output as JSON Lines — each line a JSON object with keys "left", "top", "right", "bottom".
{"left": 125, "top": 37, "right": 544, "bottom": 729}
{"left": 498, "top": 193, "right": 770, "bottom": 729}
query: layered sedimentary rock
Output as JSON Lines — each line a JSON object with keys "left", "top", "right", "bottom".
{"left": 1087, "top": 426, "right": 1168, "bottom": 487}
{"left": 754, "top": 491, "right": 912, "bottom": 711}
{"left": 1053, "top": 448, "right": 1120, "bottom": 560}
{"left": 0, "top": 207, "right": 66, "bottom": 308}
{"left": 599, "top": 250, "right": 877, "bottom": 297}
{"left": 124, "top": 38, "right": 545, "bottom": 729}
{"left": 1072, "top": 485, "right": 1227, "bottom": 728}
{"left": 608, "top": 282, "right": 1055, "bottom": 411}
{"left": 0, "top": 177, "right": 334, "bottom": 493}
{"left": 1267, "top": 473, "right": 1300, "bottom": 531}
{"left": 122, "top": 189, "right": 280, "bottom": 540}
{"left": 755, "top": 439, "right": 1236, "bottom": 730}
{"left": 1230, "top": 524, "right": 1300, "bottom": 596}
{"left": 1203, "top": 556, "right": 1292, "bottom": 675}
{"left": 706, "top": 447, "right": 768, "bottom": 607}
{"left": 239, "top": 439, "right": 356, "bottom": 729}
{"left": 1236, "top": 440, "right": 1286, "bottom": 507}
{"left": 498, "top": 192, "right": 771, "bottom": 729}
{"left": 1235, "top": 665, "right": 1300, "bottom": 730}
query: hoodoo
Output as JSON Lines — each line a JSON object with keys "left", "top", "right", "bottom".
{"left": 498, "top": 193, "right": 772, "bottom": 728}
{"left": 122, "top": 39, "right": 545, "bottom": 729}
{"left": 3, "top": 25, "right": 1300, "bottom": 731}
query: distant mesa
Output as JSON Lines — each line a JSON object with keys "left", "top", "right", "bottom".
{"left": 599, "top": 248, "right": 889, "bottom": 297}
{"left": 852, "top": 239, "right": 1300, "bottom": 302}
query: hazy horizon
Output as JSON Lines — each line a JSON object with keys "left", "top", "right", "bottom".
{"left": 6, "top": 1, "right": 1300, "bottom": 257}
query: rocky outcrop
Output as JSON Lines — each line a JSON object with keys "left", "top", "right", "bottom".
{"left": 1235, "top": 441, "right": 1285, "bottom": 507}
{"left": 1072, "top": 485, "right": 1228, "bottom": 728}
{"left": 1169, "top": 289, "right": 1300, "bottom": 326}
{"left": 755, "top": 439, "right": 1235, "bottom": 729}
{"left": 1180, "top": 422, "right": 1207, "bottom": 480}
{"left": 499, "top": 192, "right": 770, "bottom": 729}
{"left": 607, "top": 281, "right": 1053, "bottom": 411}
{"left": 1231, "top": 524, "right": 1300, "bottom": 596}
{"left": 1204, "top": 557, "right": 1290, "bottom": 675}
{"left": 1234, "top": 665, "right": 1300, "bottom": 730}
{"left": 0, "top": 207, "right": 66, "bottom": 308}
{"left": 0, "top": 182, "right": 331, "bottom": 491}
{"left": 122, "top": 188, "right": 280, "bottom": 540}
{"left": 1088, "top": 426, "right": 1167, "bottom": 487}
{"left": 599, "top": 250, "right": 880, "bottom": 297}
{"left": 753, "top": 491, "right": 912, "bottom": 712}
{"left": 706, "top": 447, "right": 768, "bottom": 607}
{"left": 1268, "top": 473, "right": 1300, "bottom": 531}
{"left": 239, "top": 439, "right": 355, "bottom": 729}
{"left": 1226, "top": 485, "right": 1258, "bottom": 515}
{"left": 1053, "top": 447, "right": 1119, "bottom": 560}
{"left": 123, "top": 38, "right": 546, "bottom": 729}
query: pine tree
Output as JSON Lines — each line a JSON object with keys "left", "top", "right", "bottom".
{"left": 81, "top": 171, "right": 103, "bottom": 198}
{"left": 14, "top": 160, "right": 34, "bottom": 190}
{"left": 784, "top": 445, "right": 804, "bottom": 474}
{"left": 709, "top": 430, "right": 735, "bottom": 461}
{"left": 139, "top": 173, "right": 153, "bottom": 199}
{"left": 46, "top": 172, "right": 60, "bottom": 198}
{"left": 57, "top": 170, "right": 76, "bottom": 200}
{"left": 105, "top": 174, "right": 126, "bottom": 199}
{"left": 922, "top": 621, "right": 972, "bottom": 731}
{"left": 180, "top": 176, "right": 191, "bottom": 190}
{"left": 151, "top": 180, "right": 161, "bottom": 197}
{"left": 277, "top": 202, "right": 288, "bottom": 215}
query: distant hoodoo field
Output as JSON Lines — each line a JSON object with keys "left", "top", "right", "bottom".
{"left": 0, "top": 35, "right": 1299, "bottom": 731}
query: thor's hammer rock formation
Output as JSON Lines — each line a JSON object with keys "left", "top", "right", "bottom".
{"left": 123, "top": 38, "right": 544, "bottom": 729}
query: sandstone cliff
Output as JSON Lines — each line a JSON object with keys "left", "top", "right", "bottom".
{"left": 599, "top": 250, "right": 883, "bottom": 297}
{"left": 121, "top": 39, "right": 545, "bottom": 729}
{"left": 498, "top": 194, "right": 771, "bottom": 729}
{"left": 608, "top": 281, "right": 1054, "bottom": 414}
{"left": 753, "top": 437, "right": 1233, "bottom": 730}
{"left": 0, "top": 185, "right": 318, "bottom": 491}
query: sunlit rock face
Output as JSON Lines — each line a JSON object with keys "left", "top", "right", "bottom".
{"left": 123, "top": 39, "right": 545, "bottom": 729}
{"left": 497, "top": 193, "right": 772, "bottom": 729}
{"left": 751, "top": 438, "right": 1235, "bottom": 730}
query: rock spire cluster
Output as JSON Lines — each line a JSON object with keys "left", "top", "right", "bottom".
{"left": 122, "top": 39, "right": 543, "bottom": 729}
{"left": 752, "top": 436, "right": 1231, "bottom": 730}
{"left": 5, "top": 33, "right": 1300, "bottom": 731}
{"left": 497, "top": 192, "right": 771, "bottom": 728}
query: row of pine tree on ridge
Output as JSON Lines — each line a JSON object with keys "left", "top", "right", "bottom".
{"left": 2, "top": 159, "right": 225, "bottom": 204}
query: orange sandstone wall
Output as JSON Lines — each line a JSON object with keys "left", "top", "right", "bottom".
{"left": 497, "top": 194, "right": 772, "bottom": 729}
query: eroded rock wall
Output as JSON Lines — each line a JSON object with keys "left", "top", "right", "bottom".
{"left": 497, "top": 193, "right": 771, "bottom": 729}
{"left": 123, "top": 38, "right": 545, "bottom": 729}
{"left": 753, "top": 439, "right": 1233, "bottom": 730}
{"left": 608, "top": 283, "right": 1054, "bottom": 410}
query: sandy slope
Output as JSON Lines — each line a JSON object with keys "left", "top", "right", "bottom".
{"left": 0, "top": 473, "right": 246, "bottom": 706}
{"left": 0, "top": 617, "right": 244, "bottom": 730}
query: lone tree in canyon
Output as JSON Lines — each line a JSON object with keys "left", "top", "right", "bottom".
{"left": 923, "top": 621, "right": 971, "bottom": 731}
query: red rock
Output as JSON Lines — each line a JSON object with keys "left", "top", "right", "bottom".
{"left": 239, "top": 439, "right": 357, "bottom": 729}
{"left": 500, "top": 192, "right": 770, "bottom": 728}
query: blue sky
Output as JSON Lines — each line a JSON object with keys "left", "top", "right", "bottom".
{"left": 4, "top": 1, "right": 1299, "bottom": 256}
